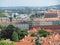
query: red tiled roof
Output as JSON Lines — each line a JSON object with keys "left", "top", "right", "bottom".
{"left": 16, "top": 35, "right": 60, "bottom": 45}
{"left": 46, "top": 12, "right": 60, "bottom": 14}
{"left": 33, "top": 18, "right": 60, "bottom": 21}
{"left": 16, "top": 36, "right": 36, "bottom": 45}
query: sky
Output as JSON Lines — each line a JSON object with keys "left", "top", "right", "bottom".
{"left": 0, "top": 0, "right": 60, "bottom": 7}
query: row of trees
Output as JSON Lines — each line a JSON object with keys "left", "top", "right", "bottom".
{"left": 0, "top": 24, "right": 50, "bottom": 45}
{"left": 0, "top": 24, "right": 28, "bottom": 42}
{"left": 31, "top": 30, "right": 50, "bottom": 37}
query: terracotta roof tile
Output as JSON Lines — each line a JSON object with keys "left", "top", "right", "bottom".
{"left": 33, "top": 18, "right": 60, "bottom": 21}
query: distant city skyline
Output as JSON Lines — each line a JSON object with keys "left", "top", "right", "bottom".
{"left": 0, "top": 0, "right": 60, "bottom": 7}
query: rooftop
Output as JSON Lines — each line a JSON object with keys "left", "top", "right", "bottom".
{"left": 33, "top": 17, "right": 60, "bottom": 21}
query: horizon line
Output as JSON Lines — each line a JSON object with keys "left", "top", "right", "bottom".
{"left": 0, "top": 4, "right": 59, "bottom": 7}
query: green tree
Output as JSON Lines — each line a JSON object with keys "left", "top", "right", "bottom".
{"left": 14, "top": 14, "right": 16, "bottom": 18}
{"left": 1, "top": 24, "right": 16, "bottom": 39}
{"left": 0, "top": 24, "right": 28, "bottom": 41}
{"left": 9, "top": 17, "right": 12, "bottom": 22}
{"left": 35, "top": 35, "right": 41, "bottom": 45}
{"left": 12, "top": 31, "right": 19, "bottom": 42}
{"left": 31, "top": 33, "right": 37, "bottom": 37}
{"left": 38, "top": 30, "right": 50, "bottom": 37}
{"left": 0, "top": 32, "right": 1, "bottom": 39}
{"left": 5, "top": 24, "right": 15, "bottom": 31}
{"left": 0, "top": 25, "right": 6, "bottom": 30}
{"left": 0, "top": 40, "right": 15, "bottom": 45}
{"left": 16, "top": 29, "right": 28, "bottom": 40}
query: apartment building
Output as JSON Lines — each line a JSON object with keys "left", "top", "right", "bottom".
{"left": 30, "top": 11, "right": 60, "bottom": 26}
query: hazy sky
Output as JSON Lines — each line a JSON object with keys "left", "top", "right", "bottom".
{"left": 0, "top": 0, "right": 60, "bottom": 7}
